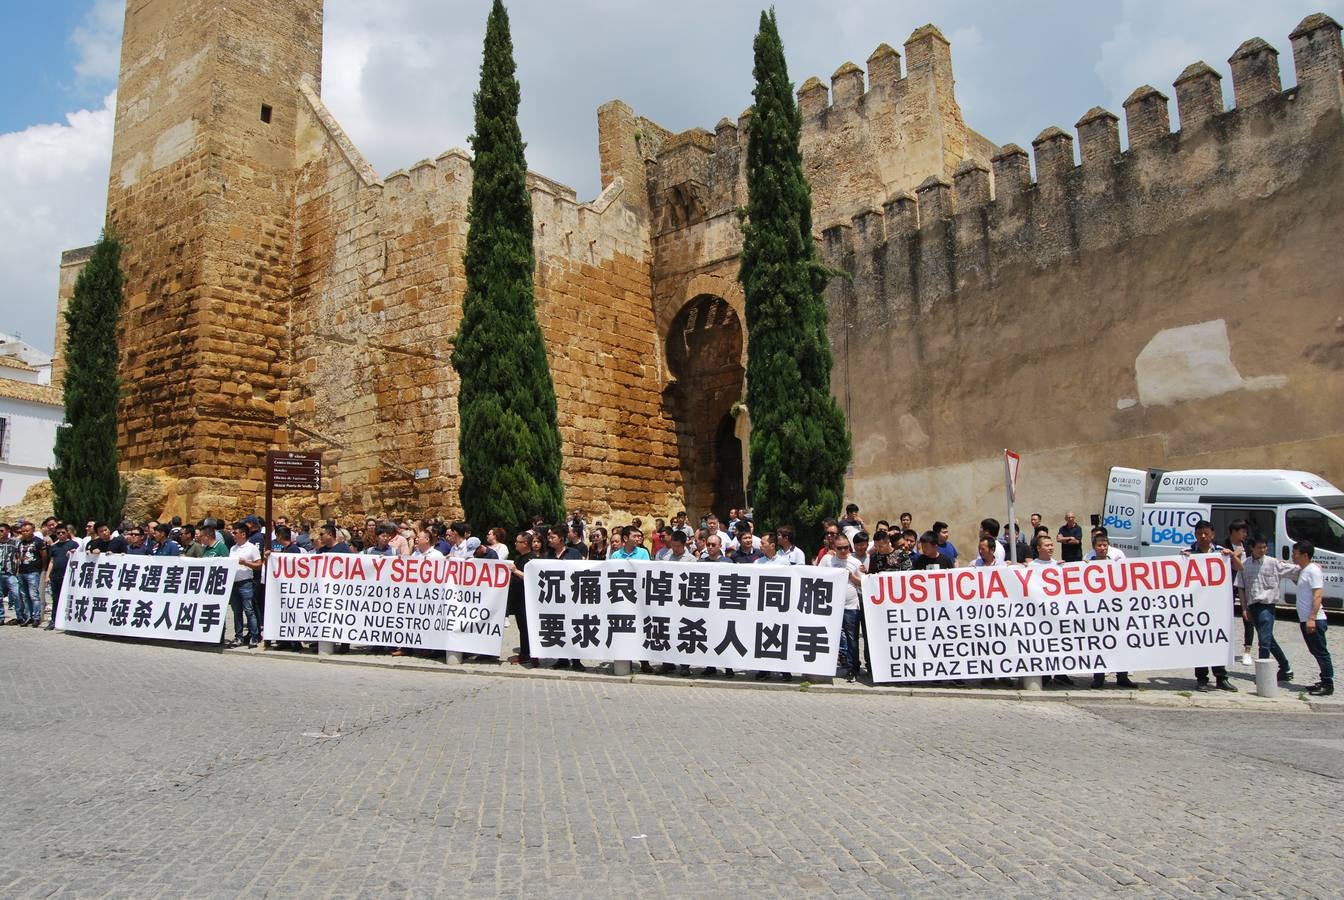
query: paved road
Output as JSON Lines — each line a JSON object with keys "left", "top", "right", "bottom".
{"left": 1, "top": 628, "right": 1340, "bottom": 898}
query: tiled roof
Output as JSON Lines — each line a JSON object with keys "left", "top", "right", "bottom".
{"left": 0, "top": 356, "right": 38, "bottom": 372}
{"left": 0, "top": 377, "right": 62, "bottom": 407}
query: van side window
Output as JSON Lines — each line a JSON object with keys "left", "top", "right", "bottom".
{"left": 1210, "top": 508, "right": 1274, "bottom": 550}
{"left": 1286, "top": 508, "right": 1344, "bottom": 554}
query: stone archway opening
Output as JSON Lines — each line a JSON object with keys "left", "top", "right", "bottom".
{"left": 662, "top": 294, "right": 746, "bottom": 521}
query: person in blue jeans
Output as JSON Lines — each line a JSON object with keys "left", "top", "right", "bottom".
{"left": 1292, "top": 541, "right": 1334, "bottom": 697}
{"left": 14, "top": 522, "right": 49, "bottom": 627}
{"left": 0, "top": 523, "right": 20, "bottom": 625}
{"left": 826, "top": 537, "right": 863, "bottom": 681}
{"left": 1234, "top": 535, "right": 1296, "bottom": 682}
{"left": 227, "top": 524, "right": 263, "bottom": 647}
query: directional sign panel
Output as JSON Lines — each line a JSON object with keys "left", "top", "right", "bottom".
{"left": 268, "top": 450, "right": 322, "bottom": 492}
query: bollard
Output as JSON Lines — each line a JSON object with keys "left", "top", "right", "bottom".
{"left": 1021, "top": 675, "right": 1043, "bottom": 691}
{"left": 318, "top": 641, "right": 334, "bottom": 656}
{"left": 1254, "top": 657, "right": 1278, "bottom": 697}
{"left": 446, "top": 652, "right": 463, "bottom": 666}
{"left": 613, "top": 660, "right": 631, "bottom": 677}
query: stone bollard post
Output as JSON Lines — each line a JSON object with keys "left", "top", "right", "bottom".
{"left": 446, "top": 652, "right": 463, "bottom": 665}
{"left": 1021, "top": 675, "right": 1043, "bottom": 691}
{"left": 1254, "top": 657, "right": 1278, "bottom": 697}
{"left": 318, "top": 641, "right": 334, "bottom": 656}
{"left": 613, "top": 660, "right": 631, "bottom": 677}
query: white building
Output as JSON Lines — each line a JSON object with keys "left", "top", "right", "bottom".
{"left": 0, "top": 332, "right": 53, "bottom": 385}
{"left": 0, "top": 355, "right": 62, "bottom": 507}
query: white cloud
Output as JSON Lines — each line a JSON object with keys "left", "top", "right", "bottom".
{"left": 7, "top": 0, "right": 1344, "bottom": 358}
{"left": 1095, "top": 0, "right": 1344, "bottom": 128}
{"left": 71, "top": 0, "right": 124, "bottom": 83}
{"left": 0, "top": 94, "right": 115, "bottom": 354}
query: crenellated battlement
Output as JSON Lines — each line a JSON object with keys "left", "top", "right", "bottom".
{"left": 641, "top": 22, "right": 1001, "bottom": 238}
{"left": 818, "top": 14, "right": 1344, "bottom": 312}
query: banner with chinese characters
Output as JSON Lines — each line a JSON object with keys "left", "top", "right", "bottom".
{"left": 861, "top": 555, "right": 1234, "bottom": 682}
{"left": 263, "top": 553, "right": 512, "bottom": 655}
{"left": 58, "top": 552, "right": 237, "bottom": 643}
{"left": 523, "top": 560, "right": 848, "bottom": 676}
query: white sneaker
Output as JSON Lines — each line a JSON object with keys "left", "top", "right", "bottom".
{"left": 1240, "top": 651, "right": 1253, "bottom": 666}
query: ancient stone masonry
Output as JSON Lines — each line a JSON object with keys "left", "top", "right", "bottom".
{"left": 817, "top": 15, "right": 1344, "bottom": 531}
{"left": 68, "top": 3, "right": 1344, "bottom": 536}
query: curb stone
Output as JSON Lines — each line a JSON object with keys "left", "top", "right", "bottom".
{"left": 221, "top": 644, "right": 1344, "bottom": 713}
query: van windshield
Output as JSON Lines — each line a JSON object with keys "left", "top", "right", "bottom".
{"left": 1288, "top": 507, "right": 1344, "bottom": 555}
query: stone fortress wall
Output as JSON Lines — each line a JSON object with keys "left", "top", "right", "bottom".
{"left": 638, "top": 15, "right": 1344, "bottom": 536}
{"left": 59, "top": 2, "right": 1344, "bottom": 537}
{"left": 815, "top": 16, "right": 1344, "bottom": 532}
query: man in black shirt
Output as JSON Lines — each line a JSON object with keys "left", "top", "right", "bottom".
{"left": 508, "top": 531, "right": 537, "bottom": 667}
{"left": 912, "top": 532, "right": 955, "bottom": 570}
{"left": 45, "top": 524, "right": 79, "bottom": 630}
{"left": 1056, "top": 512, "right": 1084, "bottom": 563}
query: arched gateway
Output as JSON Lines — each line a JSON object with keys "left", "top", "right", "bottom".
{"left": 661, "top": 293, "right": 748, "bottom": 520}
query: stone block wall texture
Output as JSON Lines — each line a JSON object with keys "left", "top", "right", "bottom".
{"left": 817, "top": 17, "right": 1344, "bottom": 549}
{"left": 88, "top": 1, "right": 1344, "bottom": 541}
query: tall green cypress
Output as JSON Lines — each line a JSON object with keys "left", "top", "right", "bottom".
{"left": 451, "top": 0, "right": 564, "bottom": 532}
{"left": 50, "top": 231, "right": 127, "bottom": 525}
{"left": 739, "top": 9, "right": 851, "bottom": 555}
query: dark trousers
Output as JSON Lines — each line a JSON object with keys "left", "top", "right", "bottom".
{"left": 508, "top": 593, "right": 530, "bottom": 659}
{"left": 1194, "top": 665, "right": 1228, "bottom": 684}
{"left": 1301, "top": 620, "right": 1334, "bottom": 685}
{"left": 48, "top": 570, "right": 65, "bottom": 627}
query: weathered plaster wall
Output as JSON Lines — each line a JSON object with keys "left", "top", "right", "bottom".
{"left": 821, "top": 19, "right": 1344, "bottom": 551}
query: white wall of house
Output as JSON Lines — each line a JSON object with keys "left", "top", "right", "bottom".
{"left": 0, "top": 395, "right": 62, "bottom": 507}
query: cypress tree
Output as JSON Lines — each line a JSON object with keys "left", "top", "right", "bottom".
{"left": 739, "top": 9, "right": 852, "bottom": 555}
{"left": 50, "top": 231, "right": 127, "bottom": 525}
{"left": 451, "top": 0, "right": 564, "bottom": 532}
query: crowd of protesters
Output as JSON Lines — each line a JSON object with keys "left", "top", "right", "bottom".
{"left": 1, "top": 502, "right": 1331, "bottom": 696}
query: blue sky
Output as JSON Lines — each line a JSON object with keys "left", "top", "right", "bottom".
{"left": 2, "top": 0, "right": 1341, "bottom": 355}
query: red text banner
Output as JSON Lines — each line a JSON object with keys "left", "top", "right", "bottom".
{"left": 861, "top": 556, "right": 1233, "bottom": 682}
{"left": 264, "top": 554, "right": 511, "bottom": 655}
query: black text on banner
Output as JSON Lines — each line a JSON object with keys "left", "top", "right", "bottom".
{"left": 59, "top": 551, "right": 236, "bottom": 643}
{"left": 523, "top": 560, "right": 848, "bottom": 677}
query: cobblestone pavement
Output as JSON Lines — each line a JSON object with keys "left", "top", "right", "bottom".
{"left": 1, "top": 628, "right": 1341, "bottom": 898}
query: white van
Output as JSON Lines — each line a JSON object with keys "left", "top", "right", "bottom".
{"left": 1102, "top": 467, "right": 1344, "bottom": 611}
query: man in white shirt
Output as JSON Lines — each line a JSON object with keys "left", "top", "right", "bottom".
{"left": 1027, "top": 535, "right": 1059, "bottom": 568}
{"left": 662, "top": 530, "right": 698, "bottom": 564}
{"left": 775, "top": 526, "right": 806, "bottom": 566}
{"left": 1025, "top": 535, "right": 1072, "bottom": 685}
{"left": 227, "top": 523, "right": 263, "bottom": 648}
{"left": 704, "top": 515, "right": 738, "bottom": 553}
{"left": 827, "top": 536, "right": 863, "bottom": 682}
{"left": 1084, "top": 532, "right": 1126, "bottom": 561}
{"left": 754, "top": 533, "right": 783, "bottom": 565}
{"left": 411, "top": 530, "right": 444, "bottom": 559}
{"left": 971, "top": 536, "right": 1002, "bottom": 567}
{"left": 1292, "top": 540, "right": 1333, "bottom": 696}
{"left": 978, "top": 518, "right": 1006, "bottom": 563}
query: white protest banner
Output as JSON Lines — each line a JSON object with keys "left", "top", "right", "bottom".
{"left": 862, "top": 555, "right": 1233, "bottom": 682}
{"left": 59, "top": 551, "right": 236, "bottom": 643}
{"left": 263, "top": 553, "right": 511, "bottom": 655}
{"left": 523, "top": 559, "right": 848, "bottom": 677}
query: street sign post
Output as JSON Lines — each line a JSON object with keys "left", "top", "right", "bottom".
{"left": 264, "top": 449, "right": 324, "bottom": 650}
{"left": 268, "top": 451, "right": 322, "bottom": 492}
{"left": 1003, "top": 448, "right": 1040, "bottom": 690}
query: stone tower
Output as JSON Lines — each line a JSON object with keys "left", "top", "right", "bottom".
{"left": 106, "top": 0, "right": 322, "bottom": 499}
